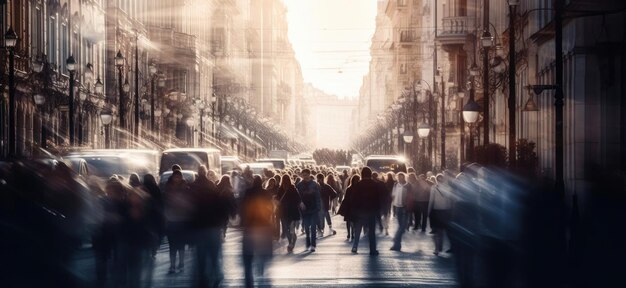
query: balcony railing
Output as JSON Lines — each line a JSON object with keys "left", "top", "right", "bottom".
{"left": 440, "top": 16, "right": 475, "bottom": 36}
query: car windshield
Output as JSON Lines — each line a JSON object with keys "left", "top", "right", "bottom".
{"left": 82, "top": 157, "right": 130, "bottom": 178}
{"left": 160, "top": 152, "right": 207, "bottom": 174}
{"left": 221, "top": 160, "right": 240, "bottom": 173}
{"left": 366, "top": 159, "right": 407, "bottom": 173}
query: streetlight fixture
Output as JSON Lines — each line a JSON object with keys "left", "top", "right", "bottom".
{"left": 417, "top": 122, "right": 431, "bottom": 138}
{"left": 481, "top": 29, "right": 493, "bottom": 48}
{"left": 67, "top": 55, "right": 77, "bottom": 146}
{"left": 100, "top": 109, "right": 113, "bottom": 148}
{"left": 95, "top": 77, "right": 104, "bottom": 94}
{"left": 115, "top": 50, "right": 126, "bottom": 134}
{"left": 6, "top": 27, "right": 18, "bottom": 157}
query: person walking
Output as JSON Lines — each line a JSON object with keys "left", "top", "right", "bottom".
{"left": 317, "top": 173, "right": 338, "bottom": 237}
{"left": 338, "top": 175, "right": 360, "bottom": 242}
{"left": 217, "top": 175, "right": 237, "bottom": 239}
{"left": 265, "top": 178, "right": 281, "bottom": 241}
{"left": 190, "top": 165, "right": 226, "bottom": 288}
{"left": 429, "top": 174, "right": 453, "bottom": 255}
{"left": 164, "top": 169, "right": 192, "bottom": 274}
{"left": 381, "top": 173, "right": 395, "bottom": 235}
{"left": 296, "top": 169, "right": 321, "bottom": 252}
{"left": 327, "top": 174, "right": 342, "bottom": 215}
{"left": 390, "top": 173, "right": 411, "bottom": 251}
{"left": 241, "top": 175, "right": 274, "bottom": 287}
{"left": 351, "top": 167, "right": 384, "bottom": 255}
{"left": 412, "top": 174, "right": 431, "bottom": 232}
{"left": 278, "top": 174, "right": 303, "bottom": 253}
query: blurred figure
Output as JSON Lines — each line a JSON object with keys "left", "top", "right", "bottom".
{"left": 317, "top": 173, "right": 337, "bottom": 237}
{"left": 265, "top": 178, "right": 280, "bottom": 240}
{"left": 412, "top": 174, "right": 431, "bottom": 232}
{"left": 339, "top": 169, "right": 350, "bottom": 201}
{"left": 142, "top": 173, "right": 163, "bottom": 288}
{"left": 241, "top": 175, "right": 274, "bottom": 287}
{"left": 296, "top": 169, "right": 322, "bottom": 252}
{"left": 278, "top": 174, "right": 303, "bottom": 253}
{"left": 93, "top": 176, "right": 128, "bottom": 288}
{"left": 190, "top": 165, "right": 225, "bottom": 288}
{"left": 338, "top": 175, "right": 360, "bottom": 242}
{"left": 126, "top": 173, "right": 152, "bottom": 288}
{"left": 390, "top": 173, "right": 411, "bottom": 251}
{"left": 217, "top": 175, "right": 237, "bottom": 238}
{"left": 429, "top": 174, "right": 453, "bottom": 255}
{"left": 207, "top": 169, "right": 220, "bottom": 183}
{"left": 143, "top": 174, "right": 164, "bottom": 258}
{"left": 381, "top": 173, "right": 395, "bottom": 235}
{"left": 164, "top": 169, "right": 192, "bottom": 274}
{"left": 351, "top": 167, "right": 383, "bottom": 255}
{"left": 327, "top": 174, "right": 342, "bottom": 215}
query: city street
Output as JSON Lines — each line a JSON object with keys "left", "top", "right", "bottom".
{"left": 72, "top": 215, "right": 457, "bottom": 287}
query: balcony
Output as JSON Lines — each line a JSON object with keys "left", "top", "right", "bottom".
{"left": 437, "top": 16, "right": 475, "bottom": 46}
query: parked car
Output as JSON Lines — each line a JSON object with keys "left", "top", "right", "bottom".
{"left": 159, "top": 148, "right": 221, "bottom": 175}
{"left": 65, "top": 149, "right": 159, "bottom": 177}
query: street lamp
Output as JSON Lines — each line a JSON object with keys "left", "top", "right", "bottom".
{"left": 67, "top": 55, "right": 77, "bottom": 146}
{"left": 95, "top": 77, "right": 104, "bottom": 94}
{"left": 33, "top": 93, "right": 46, "bottom": 149}
{"left": 115, "top": 50, "right": 126, "bottom": 132}
{"left": 100, "top": 109, "right": 113, "bottom": 148}
{"left": 417, "top": 122, "right": 431, "bottom": 139}
{"left": 5, "top": 27, "right": 18, "bottom": 157}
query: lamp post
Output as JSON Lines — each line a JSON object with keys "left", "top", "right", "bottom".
{"left": 5, "top": 27, "right": 17, "bottom": 157}
{"left": 463, "top": 72, "right": 481, "bottom": 162}
{"left": 508, "top": 0, "right": 519, "bottom": 168}
{"left": 115, "top": 50, "right": 126, "bottom": 131}
{"left": 149, "top": 63, "right": 157, "bottom": 132}
{"left": 66, "top": 55, "right": 77, "bottom": 146}
{"left": 134, "top": 34, "right": 140, "bottom": 141}
{"left": 33, "top": 94, "right": 46, "bottom": 149}
{"left": 100, "top": 110, "right": 113, "bottom": 149}
{"left": 481, "top": 27, "right": 493, "bottom": 147}
{"left": 438, "top": 68, "right": 446, "bottom": 169}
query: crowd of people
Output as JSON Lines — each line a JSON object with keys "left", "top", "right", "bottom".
{"left": 2, "top": 157, "right": 583, "bottom": 288}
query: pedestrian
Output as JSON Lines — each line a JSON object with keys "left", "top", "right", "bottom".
{"left": 241, "top": 175, "right": 274, "bottom": 287}
{"left": 143, "top": 174, "right": 164, "bottom": 256}
{"left": 412, "top": 174, "right": 430, "bottom": 232}
{"left": 278, "top": 174, "right": 303, "bottom": 253}
{"left": 217, "top": 175, "right": 237, "bottom": 238}
{"left": 126, "top": 173, "right": 152, "bottom": 288}
{"left": 429, "top": 174, "right": 453, "bottom": 255}
{"left": 265, "top": 177, "right": 281, "bottom": 240}
{"left": 142, "top": 173, "right": 163, "bottom": 288}
{"left": 390, "top": 173, "right": 411, "bottom": 251}
{"left": 190, "top": 165, "right": 225, "bottom": 288}
{"left": 93, "top": 177, "right": 127, "bottom": 288}
{"left": 164, "top": 169, "right": 192, "bottom": 274}
{"left": 317, "top": 173, "right": 338, "bottom": 237}
{"left": 296, "top": 169, "right": 322, "bottom": 252}
{"left": 338, "top": 175, "right": 360, "bottom": 242}
{"left": 351, "top": 167, "right": 384, "bottom": 255}
{"left": 327, "top": 174, "right": 342, "bottom": 215}
{"left": 381, "top": 172, "right": 395, "bottom": 235}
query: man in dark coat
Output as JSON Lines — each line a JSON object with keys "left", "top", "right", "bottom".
{"left": 351, "top": 167, "right": 384, "bottom": 255}
{"left": 190, "top": 165, "right": 225, "bottom": 287}
{"left": 317, "top": 173, "right": 338, "bottom": 236}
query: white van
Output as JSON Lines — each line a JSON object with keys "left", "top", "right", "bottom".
{"left": 159, "top": 148, "right": 221, "bottom": 175}
{"left": 364, "top": 155, "right": 408, "bottom": 174}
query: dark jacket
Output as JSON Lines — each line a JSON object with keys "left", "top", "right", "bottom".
{"left": 338, "top": 185, "right": 356, "bottom": 221}
{"left": 351, "top": 178, "right": 384, "bottom": 217}
{"left": 279, "top": 185, "right": 302, "bottom": 221}
{"left": 190, "top": 175, "right": 223, "bottom": 228}
{"left": 296, "top": 179, "right": 321, "bottom": 215}
{"left": 319, "top": 183, "right": 338, "bottom": 211}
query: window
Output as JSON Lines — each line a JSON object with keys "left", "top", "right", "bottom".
{"left": 61, "top": 23, "right": 68, "bottom": 73}
{"left": 398, "top": 0, "right": 407, "bottom": 7}
{"left": 48, "top": 15, "right": 58, "bottom": 66}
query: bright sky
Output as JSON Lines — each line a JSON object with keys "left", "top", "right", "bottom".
{"left": 283, "top": 0, "right": 378, "bottom": 98}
